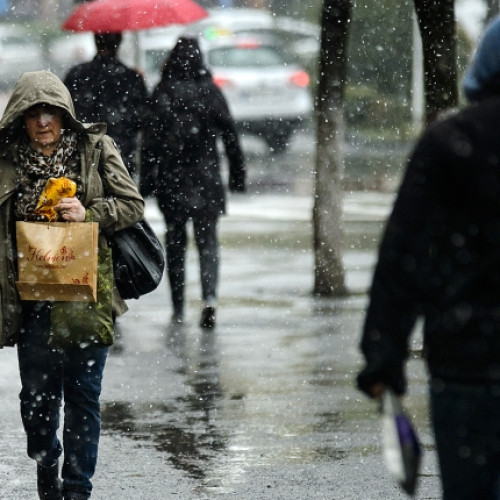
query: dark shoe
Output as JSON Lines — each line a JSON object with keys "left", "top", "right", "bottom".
{"left": 37, "top": 461, "right": 63, "bottom": 500}
{"left": 200, "top": 306, "right": 216, "bottom": 329}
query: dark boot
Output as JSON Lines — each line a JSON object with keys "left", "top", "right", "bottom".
{"left": 200, "top": 306, "right": 216, "bottom": 329}
{"left": 37, "top": 461, "right": 63, "bottom": 500}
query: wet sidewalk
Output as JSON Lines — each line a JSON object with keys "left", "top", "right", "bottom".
{"left": 0, "top": 191, "right": 441, "bottom": 499}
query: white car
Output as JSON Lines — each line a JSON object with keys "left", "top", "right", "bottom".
{"left": 202, "top": 35, "right": 313, "bottom": 152}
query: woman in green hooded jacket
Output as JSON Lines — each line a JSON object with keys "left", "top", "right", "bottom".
{"left": 0, "top": 70, "right": 144, "bottom": 499}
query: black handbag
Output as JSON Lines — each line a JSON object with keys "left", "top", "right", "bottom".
{"left": 107, "top": 219, "right": 166, "bottom": 300}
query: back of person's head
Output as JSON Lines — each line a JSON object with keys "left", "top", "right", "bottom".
{"left": 94, "top": 33, "right": 122, "bottom": 54}
{"left": 161, "top": 36, "right": 209, "bottom": 82}
{"left": 463, "top": 16, "right": 500, "bottom": 102}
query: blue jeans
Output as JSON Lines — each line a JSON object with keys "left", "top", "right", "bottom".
{"left": 17, "top": 302, "right": 109, "bottom": 499}
{"left": 430, "top": 379, "right": 500, "bottom": 500}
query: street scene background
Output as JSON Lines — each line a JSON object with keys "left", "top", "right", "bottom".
{"left": 0, "top": 0, "right": 489, "bottom": 497}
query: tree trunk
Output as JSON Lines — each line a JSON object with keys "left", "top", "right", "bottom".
{"left": 413, "top": 0, "right": 458, "bottom": 124}
{"left": 312, "top": 0, "right": 351, "bottom": 296}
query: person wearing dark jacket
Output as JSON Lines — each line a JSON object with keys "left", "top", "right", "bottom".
{"left": 357, "top": 16, "right": 500, "bottom": 500}
{"left": 141, "top": 36, "right": 245, "bottom": 329}
{"left": 64, "top": 32, "right": 148, "bottom": 177}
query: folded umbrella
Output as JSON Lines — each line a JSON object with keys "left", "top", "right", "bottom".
{"left": 380, "top": 389, "right": 422, "bottom": 496}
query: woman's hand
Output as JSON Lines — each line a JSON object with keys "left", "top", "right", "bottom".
{"left": 56, "top": 197, "right": 86, "bottom": 222}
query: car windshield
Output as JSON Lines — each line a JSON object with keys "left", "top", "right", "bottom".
{"left": 207, "top": 45, "right": 291, "bottom": 68}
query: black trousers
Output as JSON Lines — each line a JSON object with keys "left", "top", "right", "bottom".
{"left": 163, "top": 214, "right": 219, "bottom": 316}
{"left": 430, "top": 379, "right": 500, "bottom": 500}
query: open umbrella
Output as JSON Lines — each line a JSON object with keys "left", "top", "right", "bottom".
{"left": 62, "top": 0, "right": 208, "bottom": 33}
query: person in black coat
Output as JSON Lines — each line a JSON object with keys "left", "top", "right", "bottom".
{"left": 357, "top": 16, "right": 500, "bottom": 500}
{"left": 141, "top": 36, "right": 246, "bottom": 329}
{"left": 64, "top": 33, "right": 148, "bottom": 177}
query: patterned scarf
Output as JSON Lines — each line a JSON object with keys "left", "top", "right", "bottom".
{"left": 15, "top": 130, "right": 82, "bottom": 221}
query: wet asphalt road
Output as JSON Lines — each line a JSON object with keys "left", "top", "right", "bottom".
{"left": 0, "top": 132, "right": 442, "bottom": 499}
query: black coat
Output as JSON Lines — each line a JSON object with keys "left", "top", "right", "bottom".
{"left": 141, "top": 38, "right": 245, "bottom": 223}
{"left": 358, "top": 97, "right": 500, "bottom": 395}
{"left": 64, "top": 55, "right": 148, "bottom": 173}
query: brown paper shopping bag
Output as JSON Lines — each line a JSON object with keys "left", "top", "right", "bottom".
{"left": 16, "top": 221, "right": 99, "bottom": 302}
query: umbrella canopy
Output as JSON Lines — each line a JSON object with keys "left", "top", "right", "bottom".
{"left": 62, "top": 0, "right": 208, "bottom": 33}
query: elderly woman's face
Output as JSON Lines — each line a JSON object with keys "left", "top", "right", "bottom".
{"left": 24, "top": 104, "right": 63, "bottom": 154}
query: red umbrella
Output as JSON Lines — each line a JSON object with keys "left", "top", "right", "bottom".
{"left": 62, "top": 0, "right": 208, "bottom": 33}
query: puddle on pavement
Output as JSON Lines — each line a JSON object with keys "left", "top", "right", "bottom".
{"left": 101, "top": 399, "right": 229, "bottom": 481}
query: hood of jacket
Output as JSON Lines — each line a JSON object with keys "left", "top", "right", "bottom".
{"left": 159, "top": 36, "right": 211, "bottom": 84}
{"left": 463, "top": 16, "right": 500, "bottom": 102}
{"left": 0, "top": 70, "right": 105, "bottom": 148}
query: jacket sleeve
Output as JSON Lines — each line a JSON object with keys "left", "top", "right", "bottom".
{"left": 357, "top": 127, "right": 446, "bottom": 397}
{"left": 85, "top": 135, "right": 145, "bottom": 232}
{"left": 210, "top": 85, "right": 246, "bottom": 192}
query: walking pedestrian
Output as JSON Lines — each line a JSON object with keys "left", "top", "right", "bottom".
{"left": 141, "top": 36, "right": 246, "bottom": 329}
{"left": 357, "top": 16, "right": 500, "bottom": 500}
{"left": 0, "top": 70, "right": 143, "bottom": 499}
{"left": 64, "top": 32, "right": 148, "bottom": 177}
